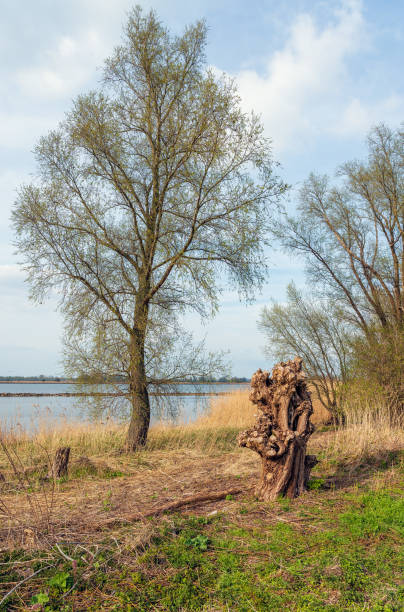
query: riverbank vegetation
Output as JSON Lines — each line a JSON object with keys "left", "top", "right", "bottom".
{"left": 2, "top": 4, "right": 403, "bottom": 609}
{"left": 0, "top": 388, "right": 329, "bottom": 462}
{"left": 4, "top": 73, "right": 403, "bottom": 612}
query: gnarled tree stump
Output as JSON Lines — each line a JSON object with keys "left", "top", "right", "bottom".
{"left": 238, "top": 358, "right": 317, "bottom": 500}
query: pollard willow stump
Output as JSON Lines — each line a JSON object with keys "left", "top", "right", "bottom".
{"left": 238, "top": 358, "right": 317, "bottom": 500}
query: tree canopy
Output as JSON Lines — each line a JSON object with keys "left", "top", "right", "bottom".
{"left": 275, "top": 124, "right": 404, "bottom": 334}
{"left": 265, "top": 123, "right": 404, "bottom": 417}
{"left": 259, "top": 283, "right": 350, "bottom": 419}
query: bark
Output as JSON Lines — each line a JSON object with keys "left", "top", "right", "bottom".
{"left": 126, "top": 383, "right": 150, "bottom": 451}
{"left": 238, "top": 357, "right": 317, "bottom": 500}
{"left": 126, "top": 298, "right": 150, "bottom": 451}
{"left": 50, "top": 447, "right": 70, "bottom": 479}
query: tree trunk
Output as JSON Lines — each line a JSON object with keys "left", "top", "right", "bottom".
{"left": 50, "top": 447, "right": 70, "bottom": 479}
{"left": 238, "top": 358, "right": 317, "bottom": 500}
{"left": 126, "top": 379, "right": 150, "bottom": 451}
{"left": 126, "top": 301, "right": 150, "bottom": 451}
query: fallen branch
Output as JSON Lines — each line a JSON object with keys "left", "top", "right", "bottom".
{"left": 97, "top": 487, "right": 244, "bottom": 530}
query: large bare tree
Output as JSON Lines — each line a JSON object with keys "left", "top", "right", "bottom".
{"left": 275, "top": 124, "right": 404, "bottom": 333}
{"left": 272, "top": 124, "right": 404, "bottom": 412}
{"left": 12, "top": 8, "right": 284, "bottom": 450}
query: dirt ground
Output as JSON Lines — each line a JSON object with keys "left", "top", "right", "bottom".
{"left": 0, "top": 447, "right": 261, "bottom": 548}
{"left": 1, "top": 426, "right": 403, "bottom": 550}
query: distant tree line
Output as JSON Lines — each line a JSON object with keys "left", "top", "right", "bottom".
{"left": 191, "top": 376, "right": 250, "bottom": 383}
{"left": 0, "top": 374, "right": 249, "bottom": 383}
{"left": 0, "top": 375, "right": 66, "bottom": 381}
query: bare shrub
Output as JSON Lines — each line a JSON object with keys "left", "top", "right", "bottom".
{"left": 0, "top": 437, "right": 57, "bottom": 548}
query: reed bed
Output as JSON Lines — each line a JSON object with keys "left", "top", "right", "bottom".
{"left": 194, "top": 386, "right": 332, "bottom": 428}
{"left": 0, "top": 389, "right": 401, "bottom": 469}
{"left": 322, "top": 402, "right": 404, "bottom": 460}
{"left": 1, "top": 389, "right": 402, "bottom": 561}
{"left": 320, "top": 421, "right": 404, "bottom": 461}
{"left": 0, "top": 420, "right": 126, "bottom": 463}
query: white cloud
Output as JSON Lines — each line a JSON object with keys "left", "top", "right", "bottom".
{"left": 335, "top": 95, "right": 404, "bottom": 135}
{"left": 11, "top": 0, "right": 190, "bottom": 105}
{"left": 0, "top": 264, "right": 23, "bottom": 281}
{"left": 0, "top": 264, "right": 27, "bottom": 298}
{"left": 0, "top": 112, "right": 60, "bottom": 150}
{"left": 15, "top": 28, "right": 106, "bottom": 100}
{"left": 58, "top": 36, "right": 77, "bottom": 59}
{"left": 234, "top": 0, "right": 364, "bottom": 151}
{"left": 231, "top": 0, "right": 401, "bottom": 153}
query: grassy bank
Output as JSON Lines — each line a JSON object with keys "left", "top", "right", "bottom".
{"left": 0, "top": 391, "right": 403, "bottom": 610}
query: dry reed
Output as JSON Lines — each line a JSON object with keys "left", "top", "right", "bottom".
{"left": 193, "top": 386, "right": 331, "bottom": 427}
{"left": 194, "top": 389, "right": 255, "bottom": 428}
{"left": 1, "top": 389, "right": 402, "bottom": 559}
{"left": 324, "top": 401, "right": 404, "bottom": 460}
{"left": 0, "top": 389, "right": 400, "bottom": 468}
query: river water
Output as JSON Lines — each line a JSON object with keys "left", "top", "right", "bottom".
{"left": 0, "top": 382, "right": 249, "bottom": 431}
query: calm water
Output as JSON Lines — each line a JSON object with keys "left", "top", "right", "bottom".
{"left": 0, "top": 382, "right": 249, "bottom": 430}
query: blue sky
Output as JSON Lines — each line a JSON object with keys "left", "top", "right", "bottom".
{"left": 0, "top": 0, "right": 403, "bottom": 376}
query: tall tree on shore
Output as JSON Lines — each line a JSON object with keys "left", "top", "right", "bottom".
{"left": 12, "top": 7, "right": 285, "bottom": 450}
{"left": 270, "top": 123, "right": 404, "bottom": 413}
{"left": 275, "top": 124, "right": 404, "bottom": 334}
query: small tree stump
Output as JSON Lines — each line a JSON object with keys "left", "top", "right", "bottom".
{"left": 304, "top": 454, "right": 319, "bottom": 488}
{"left": 50, "top": 447, "right": 70, "bottom": 479}
{"left": 238, "top": 358, "right": 317, "bottom": 500}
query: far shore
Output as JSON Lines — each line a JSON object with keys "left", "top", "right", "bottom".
{"left": 0, "top": 380, "right": 76, "bottom": 384}
{"left": 0, "top": 380, "right": 250, "bottom": 385}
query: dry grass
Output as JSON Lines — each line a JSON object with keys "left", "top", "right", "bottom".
{"left": 1, "top": 387, "right": 403, "bottom": 612}
{"left": 194, "top": 389, "right": 330, "bottom": 429}
{"left": 0, "top": 388, "right": 333, "bottom": 550}
{"left": 309, "top": 389, "right": 334, "bottom": 425}
{"left": 194, "top": 389, "right": 255, "bottom": 428}
{"left": 320, "top": 406, "right": 404, "bottom": 461}
{"left": 194, "top": 386, "right": 332, "bottom": 428}
{"left": 1, "top": 416, "right": 402, "bottom": 551}
{"left": 0, "top": 388, "right": 332, "bottom": 468}
{"left": 0, "top": 388, "right": 392, "bottom": 469}
{"left": 0, "top": 420, "right": 126, "bottom": 470}
{"left": 0, "top": 388, "right": 403, "bottom": 557}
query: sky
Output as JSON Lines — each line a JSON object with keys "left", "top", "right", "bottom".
{"left": 0, "top": 0, "right": 403, "bottom": 376}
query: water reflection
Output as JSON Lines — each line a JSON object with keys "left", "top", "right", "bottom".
{"left": 0, "top": 382, "right": 248, "bottom": 432}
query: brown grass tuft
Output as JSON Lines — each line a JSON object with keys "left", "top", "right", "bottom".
{"left": 194, "top": 389, "right": 255, "bottom": 428}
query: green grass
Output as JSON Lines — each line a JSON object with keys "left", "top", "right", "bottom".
{"left": 2, "top": 480, "right": 402, "bottom": 611}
